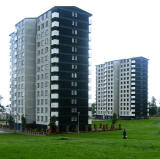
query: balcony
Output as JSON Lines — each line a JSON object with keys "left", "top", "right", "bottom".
{"left": 51, "top": 111, "right": 58, "bottom": 117}
{"left": 55, "top": 121, "right": 59, "bottom": 126}
{"left": 88, "top": 111, "right": 92, "bottom": 117}
{"left": 51, "top": 102, "right": 59, "bottom": 108}
{"left": 88, "top": 119, "right": 92, "bottom": 124}
{"left": 52, "top": 12, "right": 59, "bottom": 18}
{"left": 52, "top": 30, "right": 59, "bottom": 36}
{"left": 51, "top": 75, "right": 59, "bottom": 81}
{"left": 51, "top": 57, "right": 59, "bottom": 63}
{"left": 89, "top": 18, "right": 92, "bottom": 25}
{"left": 131, "top": 100, "right": 135, "bottom": 103}
{"left": 51, "top": 48, "right": 59, "bottom": 54}
{"left": 51, "top": 93, "right": 59, "bottom": 99}
{"left": 51, "top": 66, "right": 59, "bottom": 72}
{"left": 51, "top": 39, "right": 59, "bottom": 45}
{"left": 51, "top": 84, "right": 59, "bottom": 90}
{"left": 52, "top": 21, "right": 59, "bottom": 27}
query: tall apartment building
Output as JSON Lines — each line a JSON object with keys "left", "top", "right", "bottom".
{"left": 9, "top": 6, "right": 92, "bottom": 131}
{"left": 10, "top": 19, "right": 37, "bottom": 125}
{"left": 96, "top": 57, "right": 148, "bottom": 119}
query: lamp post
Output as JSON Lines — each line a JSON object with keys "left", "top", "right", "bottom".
{"left": 77, "top": 112, "right": 80, "bottom": 135}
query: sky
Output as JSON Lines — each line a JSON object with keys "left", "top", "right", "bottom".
{"left": 0, "top": 0, "right": 160, "bottom": 105}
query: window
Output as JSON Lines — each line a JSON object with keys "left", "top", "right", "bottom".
{"left": 37, "top": 108, "right": 40, "bottom": 114}
{"left": 71, "top": 81, "right": 77, "bottom": 87}
{"left": 45, "top": 107, "right": 48, "bottom": 113}
{"left": 45, "top": 21, "right": 48, "bottom": 27}
{"left": 72, "top": 65, "right": 77, "bottom": 69}
{"left": 41, "top": 23, "right": 44, "bottom": 29}
{"left": 45, "top": 116, "right": 48, "bottom": 122}
{"left": 72, "top": 55, "right": 77, "bottom": 61}
{"left": 71, "top": 90, "right": 77, "bottom": 95}
{"left": 71, "top": 73, "right": 77, "bottom": 78}
{"left": 37, "top": 25, "right": 40, "bottom": 31}
{"left": 45, "top": 47, "right": 48, "bottom": 53}
{"left": 41, "top": 107, "right": 43, "bottom": 113}
{"left": 45, "top": 99, "right": 48, "bottom": 104}
{"left": 45, "top": 90, "right": 48, "bottom": 96}
{"left": 71, "top": 116, "right": 77, "bottom": 121}
{"left": 41, "top": 90, "right": 44, "bottom": 96}
{"left": 45, "top": 81, "right": 48, "bottom": 87}
{"left": 71, "top": 99, "right": 77, "bottom": 104}
{"left": 71, "top": 108, "right": 77, "bottom": 113}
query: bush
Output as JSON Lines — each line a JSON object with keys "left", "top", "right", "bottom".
{"left": 112, "top": 113, "right": 118, "bottom": 124}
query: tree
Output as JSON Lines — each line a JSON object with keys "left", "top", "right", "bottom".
{"left": 49, "top": 116, "right": 57, "bottom": 132}
{"left": 112, "top": 113, "right": 118, "bottom": 124}
{"left": 91, "top": 103, "right": 96, "bottom": 116}
{"left": 8, "top": 115, "right": 14, "bottom": 128}
{"left": 149, "top": 96, "right": 157, "bottom": 116}
{"left": 21, "top": 114, "right": 26, "bottom": 129}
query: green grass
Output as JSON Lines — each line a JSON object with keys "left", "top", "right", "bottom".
{"left": 0, "top": 118, "right": 160, "bottom": 159}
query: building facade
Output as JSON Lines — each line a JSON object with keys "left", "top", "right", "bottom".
{"left": 96, "top": 57, "right": 148, "bottom": 119}
{"left": 9, "top": 6, "right": 92, "bottom": 131}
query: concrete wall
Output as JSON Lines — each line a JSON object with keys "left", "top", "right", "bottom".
{"left": 24, "top": 19, "right": 37, "bottom": 124}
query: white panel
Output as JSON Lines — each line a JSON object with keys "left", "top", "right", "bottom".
{"left": 88, "top": 119, "right": 92, "bottom": 124}
{"left": 51, "top": 39, "right": 59, "bottom": 45}
{"left": 52, "top": 12, "right": 59, "bottom": 18}
{"left": 51, "top": 84, "right": 59, "bottom": 90}
{"left": 55, "top": 121, "right": 59, "bottom": 126}
{"left": 51, "top": 66, "right": 59, "bottom": 72}
{"left": 88, "top": 103, "right": 92, "bottom": 107}
{"left": 51, "top": 93, "right": 59, "bottom": 99}
{"left": 52, "top": 21, "right": 59, "bottom": 27}
{"left": 51, "top": 75, "right": 59, "bottom": 81}
{"left": 51, "top": 57, "right": 59, "bottom": 63}
{"left": 51, "top": 48, "right": 59, "bottom": 54}
{"left": 52, "top": 30, "right": 59, "bottom": 36}
{"left": 51, "top": 102, "right": 59, "bottom": 108}
{"left": 88, "top": 111, "right": 92, "bottom": 117}
{"left": 51, "top": 111, "right": 58, "bottom": 117}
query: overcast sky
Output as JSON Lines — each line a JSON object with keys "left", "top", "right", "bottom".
{"left": 0, "top": 0, "right": 160, "bottom": 105}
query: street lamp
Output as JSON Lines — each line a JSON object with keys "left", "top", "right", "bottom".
{"left": 77, "top": 112, "right": 80, "bottom": 135}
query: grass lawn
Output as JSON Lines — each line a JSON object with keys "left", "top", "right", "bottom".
{"left": 0, "top": 118, "right": 160, "bottom": 159}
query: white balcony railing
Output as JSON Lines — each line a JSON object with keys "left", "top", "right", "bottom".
{"left": 51, "top": 66, "right": 59, "bottom": 72}
{"left": 51, "top": 93, "right": 59, "bottom": 99}
{"left": 51, "top": 111, "right": 59, "bottom": 117}
{"left": 52, "top": 30, "right": 59, "bottom": 36}
{"left": 52, "top": 12, "right": 59, "bottom": 18}
{"left": 51, "top": 57, "right": 59, "bottom": 63}
{"left": 51, "top": 84, "right": 59, "bottom": 90}
{"left": 51, "top": 75, "right": 59, "bottom": 81}
{"left": 51, "top": 48, "right": 59, "bottom": 54}
{"left": 52, "top": 21, "right": 59, "bottom": 27}
{"left": 51, "top": 102, "right": 59, "bottom": 108}
{"left": 51, "top": 39, "right": 59, "bottom": 45}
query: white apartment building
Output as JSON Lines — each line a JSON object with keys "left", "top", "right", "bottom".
{"left": 10, "top": 18, "right": 37, "bottom": 125}
{"left": 96, "top": 57, "right": 148, "bottom": 119}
